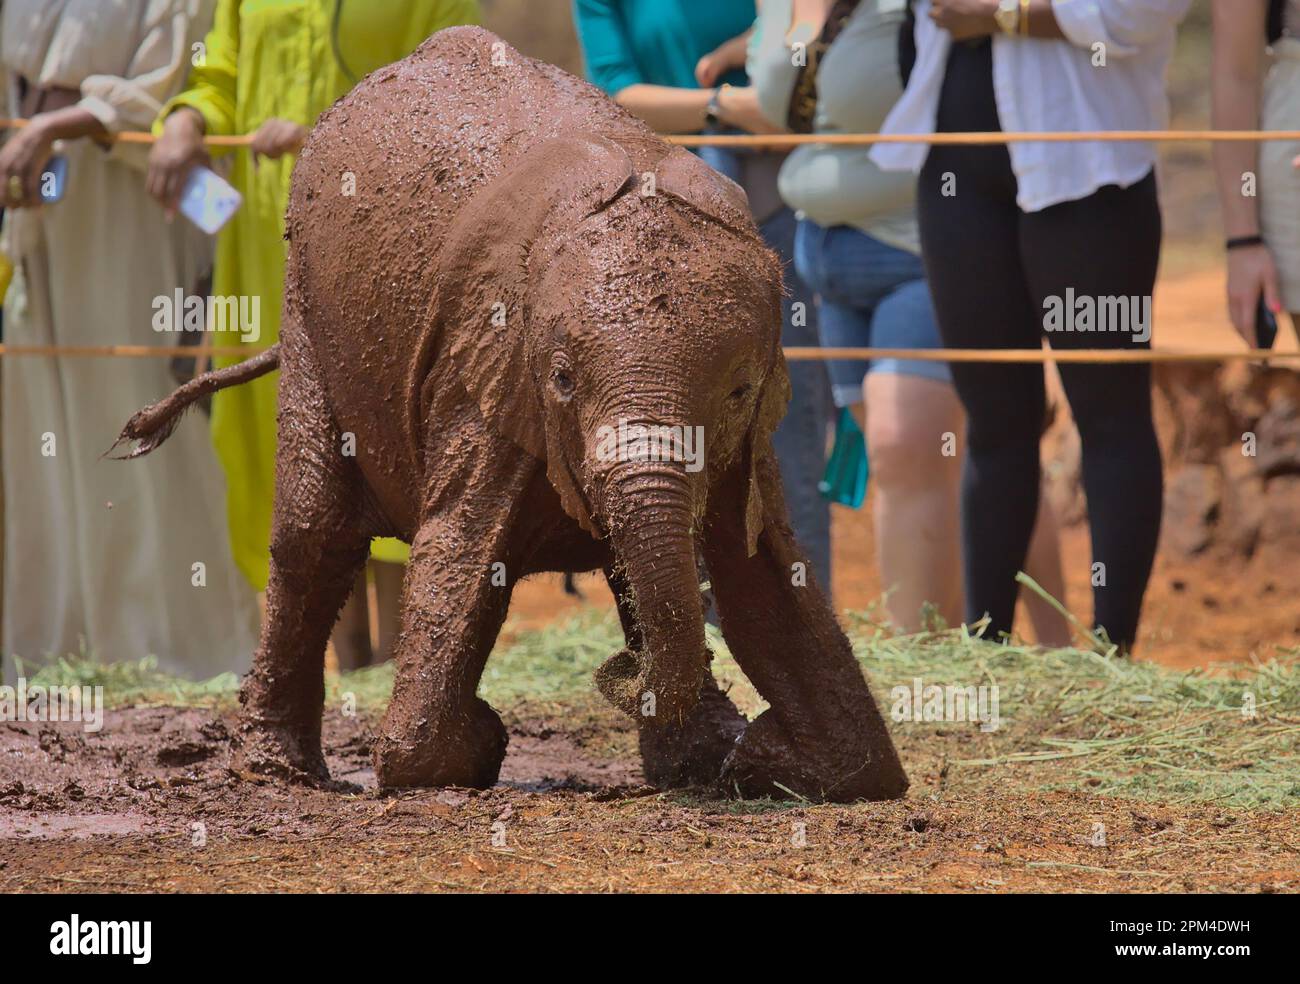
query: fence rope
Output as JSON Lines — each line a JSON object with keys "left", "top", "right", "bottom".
{"left": 1, "top": 117, "right": 251, "bottom": 147}
{"left": 4, "top": 118, "right": 1300, "bottom": 147}
{"left": 668, "top": 129, "right": 1300, "bottom": 148}
{"left": 2, "top": 121, "right": 1295, "bottom": 364}
{"left": 0, "top": 344, "right": 1291, "bottom": 363}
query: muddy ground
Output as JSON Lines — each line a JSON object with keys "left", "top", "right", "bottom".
{"left": 2, "top": 703, "right": 1296, "bottom": 894}
{"left": 2, "top": 268, "right": 1297, "bottom": 894}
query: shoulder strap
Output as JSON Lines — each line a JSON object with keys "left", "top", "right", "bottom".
{"left": 786, "top": 0, "right": 863, "bottom": 134}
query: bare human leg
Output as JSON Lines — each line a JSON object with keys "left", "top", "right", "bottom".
{"left": 331, "top": 570, "right": 373, "bottom": 671}
{"left": 859, "top": 373, "right": 964, "bottom": 631}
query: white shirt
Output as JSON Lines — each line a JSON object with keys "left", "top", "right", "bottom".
{"left": 872, "top": 0, "right": 1191, "bottom": 212}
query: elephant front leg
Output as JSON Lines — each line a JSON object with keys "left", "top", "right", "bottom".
{"left": 372, "top": 497, "right": 522, "bottom": 790}
{"left": 604, "top": 565, "right": 745, "bottom": 788}
{"left": 702, "top": 457, "right": 908, "bottom": 802}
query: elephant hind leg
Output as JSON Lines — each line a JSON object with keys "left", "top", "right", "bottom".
{"left": 604, "top": 565, "right": 745, "bottom": 789}
{"left": 232, "top": 332, "right": 368, "bottom": 784}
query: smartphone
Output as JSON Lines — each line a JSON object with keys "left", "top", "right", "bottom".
{"left": 178, "top": 166, "right": 242, "bottom": 235}
{"left": 39, "top": 155, "right": 68, "bottom": 204}
{"left": 1256, "top": 295, "right": 1278, "bottom": 351}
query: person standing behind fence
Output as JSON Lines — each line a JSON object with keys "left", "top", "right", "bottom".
{"left": 1211, "top": 0, "right": 1300, "bottom": 342}
{"left": 873, "top": 0, "right": 1191, "bottom": 652}
{"left": 145, "top": 0, "right": 480, "bottom": 669}
{"left": 0, "top": 0, "right": 258, "bottom": 680}
{"left": 747, "top": 0, "right": 1069, "bottom": 639}
{"left": 572, "top": 0, "right": 836, "bottom": 594}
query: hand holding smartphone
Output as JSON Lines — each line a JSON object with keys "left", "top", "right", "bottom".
{"left": 1255, "top": 295, "right": 1278, "bottom": 351}
{"left": 178, "top": 166, "right": 242, "bottom": 234}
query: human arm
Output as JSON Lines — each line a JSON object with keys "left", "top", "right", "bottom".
{"left": 573, "top": 0, "right": 773, "bottom": 134}
{"left": 2, "top": 0, "right": 212, "bottom": 207}
{"left": 0, "top": 107, "right": 106, "bottom": 206}
{"left": 1209, "top": 0, "right": 1281, "bottom": 344}
{"left": 927, "top": 0, "right": 1067, "bottom": 41}
{"left": 696, "top": 29, "right": 754, "bottom": 88}
{"left": 147, "top": 0, "right": 240, "bottom": 214}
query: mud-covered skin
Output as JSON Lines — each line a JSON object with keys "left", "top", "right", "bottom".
{"left": 121, "top": 27, "right": 906, "bottom": 801}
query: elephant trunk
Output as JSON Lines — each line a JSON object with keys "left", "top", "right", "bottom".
{"left": 594, "top": 460, "right": 708, "bottom": 727}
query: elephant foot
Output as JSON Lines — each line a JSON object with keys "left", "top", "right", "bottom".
{"left": 373, "top": 697, "right": 508, "bottom": 789}
{"left": 230, "top": 718, "right": 330, "bottom": 785}
{"left": 720, "top": 710, "right": 909, "bottom": 803}
{"left": 638, "top": 672, "right": 746, "bottom": 788}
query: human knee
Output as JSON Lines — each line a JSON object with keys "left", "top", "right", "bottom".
{"left": 866, "top": 407, "right": 956, "bottom": 493}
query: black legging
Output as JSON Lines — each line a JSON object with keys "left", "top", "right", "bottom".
{"left": 916, "top": 41, "right": 1163, "bottom": 650}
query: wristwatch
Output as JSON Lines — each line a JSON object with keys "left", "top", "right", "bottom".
{"left": 705, "top": 84, "right": 729, "bottom": 128}
{"left": 994, "top": 0, "right": 1021, "bottom": 36}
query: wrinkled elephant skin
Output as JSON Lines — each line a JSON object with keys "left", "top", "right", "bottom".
{"left": 116, "top": 27, "right": 907, "bottom": 803}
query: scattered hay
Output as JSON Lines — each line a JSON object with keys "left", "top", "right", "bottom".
{"left": 11, "top": 608, "right": 1297, "bottom": 811}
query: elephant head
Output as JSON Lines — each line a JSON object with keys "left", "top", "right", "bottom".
{"left": 440, "top": 135, "right": 788, "bottom": 725}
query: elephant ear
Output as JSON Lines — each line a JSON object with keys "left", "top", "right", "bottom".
{"left": 441, "top": 135, "right": 635, "bottom": 459}
{"left": 743, "top": 354, "right": 792, "bottom": 557}
{"left": 654, "top": 148, "right": 754, "bottom": 235}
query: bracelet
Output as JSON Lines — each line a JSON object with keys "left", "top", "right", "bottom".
{"left": 1226, "top": 235, "right": 1266, "bottom": 251}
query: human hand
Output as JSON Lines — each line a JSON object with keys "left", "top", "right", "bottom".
{"left": 716, "top": 84, "right": 782, "bottom": 136}
{"left": 0, "top": 116, "right": 56, "bottom": 208}
{"left": 929, "top": 0, "right": 999, "bottom": 41}
{"left": 147, "top": 108, "right": 210, "bottom": 218}
{"left": 1225, "top": 244, "right": 1283, "bottom": 347}
{"left": 249, "top": 118, "right": 308, "bottom": 167}
{"left": 696, "top": 51, "right": 729, "bottom": 88}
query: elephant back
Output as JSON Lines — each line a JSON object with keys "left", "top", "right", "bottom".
{"left": 279, "top": 27, "right": 770, "bottom": 530}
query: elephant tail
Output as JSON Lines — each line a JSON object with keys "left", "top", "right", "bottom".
{"left": 106, "top": 344, "right": 281, "bottom": 459}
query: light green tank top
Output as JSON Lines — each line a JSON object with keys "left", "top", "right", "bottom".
{"left": 748, "top": 0, "right": 919, "bottom": 253}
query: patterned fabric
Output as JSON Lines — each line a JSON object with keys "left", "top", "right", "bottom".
{"left": 785, "top": 0, "right": 860, "bottom": 134}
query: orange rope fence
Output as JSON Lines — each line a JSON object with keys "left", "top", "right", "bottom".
{"left": 5, "top": 118, "right": 1300, "bottom": 147}
{"left": 2, "top": 121, "right": 1296, "bottom": 364}
{"left": 0, "top": 344, "right": 1292, "bottom": 364}
{"left": 0, "top": 117, "right": 253, "bottom": 147}
{"left": 667, "top": 129, "right": 1300, "bottom": 148}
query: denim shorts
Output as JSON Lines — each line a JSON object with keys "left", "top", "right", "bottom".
{"left": 793, "top": 219, "right": 951, "bottom": 407}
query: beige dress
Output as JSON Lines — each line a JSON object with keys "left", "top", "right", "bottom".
{"left": 1262, "top": 10, "right": 1300, "bottom": 312}
{"left": 1, "top": 0, "right": 258, "bottom": 680}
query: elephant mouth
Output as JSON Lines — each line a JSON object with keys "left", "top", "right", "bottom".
{"left": 559, "top": 453, "right": 607, "bottom": 539}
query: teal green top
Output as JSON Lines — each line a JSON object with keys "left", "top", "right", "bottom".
{"left": 572, "top": 0, "right": 755, "bottom": 96}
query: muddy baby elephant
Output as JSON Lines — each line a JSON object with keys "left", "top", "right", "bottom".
{"left": 116, "top": 27, "right": 906, "bottom": 802}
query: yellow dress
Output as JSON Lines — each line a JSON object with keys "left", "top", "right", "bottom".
{"left": 158, "top": 0, "right": 480, "bottom": 589}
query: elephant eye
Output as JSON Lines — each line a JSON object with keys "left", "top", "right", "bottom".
{"left": 550, "top": 364, "right": 576, "bottom": 401}
{"left": 729, "top": 383, "right": 752, "bottom": 401}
